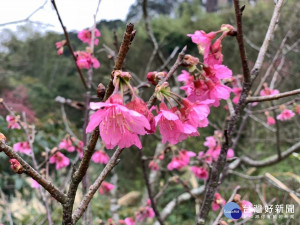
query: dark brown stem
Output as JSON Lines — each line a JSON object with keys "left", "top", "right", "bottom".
{"left": 103, "top": 23, "right": 135, "bottom": 101}
{"left": 139, "top": 150, "right": 165, "bottom": 225}
{"left": 233, "top": 2, "right": 250, "bottom": 83}
{"left": 50, "top": 0, "right": 88, "bottom": 89}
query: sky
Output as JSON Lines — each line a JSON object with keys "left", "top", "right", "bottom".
{"left": 0, "top": 0, "right": 136, "bottom": 33}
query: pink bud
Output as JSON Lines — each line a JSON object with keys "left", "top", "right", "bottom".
{"left": 9, "top": 159, "right": 23, "bottom": 174}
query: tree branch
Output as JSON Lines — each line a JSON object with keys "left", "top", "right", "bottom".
{"left": 247, "top": 88, "right": 300, "bottom": 103}
{"left": 233, "top": 1, "right": 250, "bottom": 83}
{"left": 72, "top": 147, "right": 124, "bottom": 223}
{"left": 250, "top": 0, "right": 285, "bottom": 81}
{"left": 0, "top": 142, "right": 67, "bottom": 204}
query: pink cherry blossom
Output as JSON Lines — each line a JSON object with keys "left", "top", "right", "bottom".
{"left": 148, "top": 160, "right": 159, "bottom": 171}
{"left": 136, "top": 206, "right": 155, "bottom": 222}
{"left": 260, "top": 86, "right": 279, "bottom": 96}
{"left": 204, "top": 136, "right": 217, "bottom": 149}
{"left": 126, "top": 97, "right": 156, "bottom": 134}
{"left": 232, "top": 87, "right": 242, "bottom": 104}
{"left": 241, "top": 200, "right": 254, "bottom": 218}
{"left": 55, "top": 40, "right": 66, "bottom": 55}
{"left": 187, "top": 30, "right": 216, "bottom": 56}
{"left": 212, "top": 193, "right": 226, "bottom": 211}
{"left": 277, "top": 109, "right": 295, "bottom": 121}
{"left": 227, "top": 148, "right": 235, "bottom": 159}
{"left": 75, "top": 140, "right": 84, "bottom": 158}
{"left": 78, "top": 28, "right": 101, "bottom": 46}
{"left": 181, "top": 99, "right": 210, "bottom": 129}
{"left": 86, "top": 93, "right": 150, "bottom": 149}
{"left": 92, "top": 150, "right": 110, "bottom": 164}
{"left": 76, "top": 51, "right": 100, "bottom": 69}
{"left": 190, "top": 166, "right": 209, "bottom": 180}
{"left": 13, "top": 142, "right": 32, "bottom": 155}
{"left": 167, "top": 150, "right": 195, "bottom": 170}
{"left": 154, "top": 104, "right": 185, "bottom": 145}
{"left": 49, "top": 152, "right": 70, "bottom": 170}
{"left": 204, "top": 38, "right": 223, "bottom": 65}
{"left": 119, "top": 218, "right": 135, "bottom": 225}
{"left": 267, "top": 116, "right": 276, "bottom": 125}
{"left": 59, "top": 138, "right": 75, "bottom": 152}
{"left": 31, "top": 178, "right": 40, "bottom": 189}
{"left": 210, "top": 64, "right": 232, "bottom": 80}
{"left": 205, "top": 79, "right": 232, "bottom": 102}
{"left": 99, "top": 181, "right": 115, "bottom": 195}
{"left": 6, "top": 115, "right": 21, "bottom": 129}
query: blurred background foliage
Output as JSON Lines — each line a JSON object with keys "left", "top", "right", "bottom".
{"left": 0, "top": 0, "right": 300, "bottom": 224}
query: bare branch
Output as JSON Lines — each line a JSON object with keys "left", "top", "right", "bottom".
{"left": 0, "top": 0, "right": 48, "bottom": 27}
{"left": 241, "top": 140, "right": 300, "bottom": 167}
{"left": 247, "top": 88, "right": 300, "bottom": 103}
{"left": 233, "top": 1, "right": 250, "bottom": 83}
{"left": 0, "top": 142, "right": 67, "bottom": 204}
{"left": 72, "top": 147, "right": 124, "bottom": 223}
{"left": 251, "top": 0, "right": 286, "bottom": 81}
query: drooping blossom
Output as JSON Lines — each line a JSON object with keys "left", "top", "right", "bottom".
{"left": 13, "top": 142, "right": 32, "bottom": 155}
{"left": 55, "top": 40, "right": 66, "bottom": 55}
{"left": 75, "top": 51, "right": 100, "bottom": 69}
{"left": 126, "top": 97, "right": 156, "bottom": 134}
{"left": 167, "top": 150, "right": 196, "bottom": 170}
{"left": 9, "top": 159, "right": 23, "bottom": 173}
{"left": 6, "top": 115, "right": 21, "bottom": 129}
{"left": 277, "top": 109, "right": 295, "bottom": 121}
{"left": 49, "top": 152, "right": 70, "bottom": 170}
{"left": 267, "top": 116, "right": 276, "bottom": 125}
{"left": 155, "top": 103, "right": 199, "bottom": 145}
{"left": 232, "top": 87, "right": 242, "bottom": 104}
{"left": 187, "top": 30, "right": 216, "bottom": 56}
{"left": 92, "top": 150, "right": 110, "bottom": 164}
{"left": 204, "top": 136, "right": 217, "bottom": 149}
{"left": 241, "top": 200, "right": 254, "bottom": 218}
{"left": 86, "top": 93, "right": 150, "bottom": 149}
{"left": 148, "top": 160, "right": 159, "bottom": 171}
{"left": 212, "top": 193, "right": 226, "bottom": 211}
{"left": 31, "top": 178, "right": 40, "bottom": 189}
{"left": 59, "top": 138, "right": 75, "bottom": 152}
{"left": 78, "top": 28, "right": 101, "bottom": 46}
{"left": 260, "top": 84, "right": 279, "bottom": 96}
{"left": 136, "top": 206, "right": 155, "bottom": 222}
{"left": 119, "top": 218, "right": 135, "bottom": 225}
{"left": 190, "top": 166, "right": 209, "bottom": 180}
{"left": 180, "top": 98, "right": 210, "bottom": 129}
{"left": 99, "top": 181, "right": 115, "bottom": 195}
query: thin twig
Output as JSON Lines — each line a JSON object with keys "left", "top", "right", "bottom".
{"left": 247, "top": 88, "right": 300, "bottom": 103}
{"left": 0, "top": 142, "right": 67, "bottom": 203}
{"left": 50, "top": 0, "right": 88, "bottom": 89}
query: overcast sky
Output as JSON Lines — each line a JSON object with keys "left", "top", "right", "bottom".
{"left": 0, "top": 0, "right": 136, "bottom": 33}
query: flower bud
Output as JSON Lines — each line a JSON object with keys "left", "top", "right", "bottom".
{"left": 182, "top": 54, "right": 200, "bottom": 71}
{"left": 0, "top": 133, "right": 6, "bottom": 144}
{"left": 9, "top": 159, "right": 23, "bottom": 174}
{"left": 97, "top": 83, "right": 106, "bottom": 100}
{"left": 147, "top": 71, "right": 167, "bottom": 85}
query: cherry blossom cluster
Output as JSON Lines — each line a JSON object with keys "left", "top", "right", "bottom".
{"left": 55, "top": 28, "right": 101, "bottom": 69}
